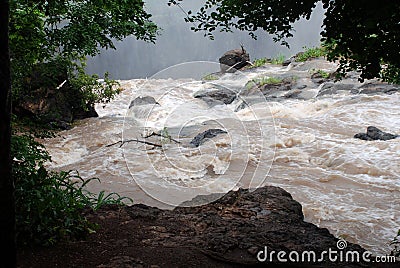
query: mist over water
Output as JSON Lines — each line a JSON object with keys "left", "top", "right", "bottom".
{"left": 85, "top": 1, "right": 324, "bottom": 79}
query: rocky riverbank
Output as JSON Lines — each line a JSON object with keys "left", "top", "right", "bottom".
{"left": 18, "top": 186, "right": 384, "bottom": 267}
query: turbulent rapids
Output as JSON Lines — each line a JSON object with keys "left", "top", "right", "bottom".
{"left": 42, "top": 59, "right": 400, "bottom": 255}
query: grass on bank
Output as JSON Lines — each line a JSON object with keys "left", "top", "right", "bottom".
{"left": 295, "top": 46, "right": 327, "bottom": 62}
{"left": 310, "top": 68, "right": 331, "bottom": 79}
{"left": 245, "top": 76, "right": 283, "bottom": 89}
{"left": 249, "top": 53, "right": 287, "bottom": 69}
{"left": 202, "top": 73, "right": 220, "bottom": 81}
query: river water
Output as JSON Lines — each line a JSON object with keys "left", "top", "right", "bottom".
{"left": 43, "top": 60, "right": 400, "bottom": 256}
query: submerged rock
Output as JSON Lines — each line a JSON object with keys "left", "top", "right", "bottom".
{"left": 189, "top": 129, "right": 227, "bottom": 147}
{"left": 219, "top": 46, "right": 250, "bottom": 73}
{"left": 354, "top": 126, "right": 398, "bottom": 141}
{"left": 129, "top": 96, "right": 159, "bottom": 108}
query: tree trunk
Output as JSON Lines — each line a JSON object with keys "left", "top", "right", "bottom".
{"left": 0, "top": 0, "right": 16, "bottom": 266}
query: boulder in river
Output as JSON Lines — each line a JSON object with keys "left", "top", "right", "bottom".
{"left": 241, "top": 76, "right": 296, "bottom": 99}
{"left": 129, "top": 96, "right": 159, "bottom": 108}
{"left": 194, "top": 88, "right": 237, "bottom": 106}
{"left": 219, "top": 46, "right": 250, "bottom": 73}
{"left": 354, "top": 126, "right": 398, "bottom": 141}
{"left": 189, "top": 129, "right": 227, "bottom": 147}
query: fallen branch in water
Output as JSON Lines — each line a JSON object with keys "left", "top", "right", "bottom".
{"left": 143, "top": 131, "right": 181, "bottom": 144}
{"left": 106, "top": 139, "right": 162, "bottom": 148}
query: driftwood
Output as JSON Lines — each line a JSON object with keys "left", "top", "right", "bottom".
{"left": 106, "top": 139, "right": 162, "bottom": 148}
{"left": 144, "top": 131, "right": 181, "bottom": 144}
{"left": 106, "top": 129, "right": 182, "bottom": 148}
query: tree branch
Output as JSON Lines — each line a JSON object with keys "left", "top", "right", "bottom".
{"left": 106, "top": 139, "right": 162, "bottom": 148}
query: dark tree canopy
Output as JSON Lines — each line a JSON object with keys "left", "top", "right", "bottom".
{"left": 169, "top": 0, "right": 400, "bottom": 83}
{"left": 322, "top": 0, "right": 400, "bottom": 82}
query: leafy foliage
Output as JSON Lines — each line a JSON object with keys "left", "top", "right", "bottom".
{"left": 169, "top": 0, "right": 400, "bottom": 83}
{"left": 252, "top": 58, "right": 268, "bottom": 68}
{"left": 69, "top": 60, "right": 122, "bottom": 109}
{"left": 12, "top": 133, "right": 131, "bottom": 246}
{"left": 321, "top": 1, "right": 400, "bottom": 82}
{"left": 9, "top": 0, "right": 151, "bottom": 246}
{"left": 9, "top": 0, "right": 158, "bottom": 114}
{"left": 168, "top": 0, "right": 316, "bottom": 46}
{"left": 270, "top": 54, "right": 286, "bottom": 65}
{"left": 9, "top": 0, "right": 157, "bottom": 61}
{"left": 295, "top": 46, "right": 326, "bottom": 62}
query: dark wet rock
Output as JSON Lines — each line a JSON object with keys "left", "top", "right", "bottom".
{"left": 13, "top": 61, "right": 98, "bottom": 127}
{"left": 354, "top": 126, "right": 398, "bottom": 141}
{"left": 74, "top": 104, "right": 98, "bottom": 120}
{"left": 317, "top": 82, "right": 356, "bottom": 97}
{"left": 282, "top": 58, "right": 294, "bottom": 66}
{"left": 283, "top": 89, "right": 305, "bottom": 99}
{"left": 123, "top": 186, "right": 367, "bottom": 267}
{"left": 126, "top": 203, "right": 162, "bottom": 220}
{"left": 97, "top": 256, "right": 145, "bottom": 268}
{"left": 14, "top": 87, "right": 73, "bottom": 125}
{"left": 219, "top": 47, "right": 250, "bottom": 73}
{"left": 295, "top": 84, "right": 308, "bottom": 90}
{"left": 241, "top": 77, "right": 296, "bottom": 99}
{"left": 189, "top": 129, "right": 227, "bottom": 147}
{"left": 234, "top": 101, "right": 249, "bottom": 112}
{"left": 129, "top": 96, "right": 159, "bottom": 108}
{"left": 355, "top": 81, "right": 400, "bottom": 95}
{"left": 310, "top": 71, "right": 334, "bottom": 84}
{"left": 194, "top": 88, "right": 237, "bottom": 106}
{"left": 354, "top": 133, "right": 374, "bottom": 141}
{"left": 234, "top": 95, "right": 269, "bottom": 112}
{"left": 49, "top": 120, "right": 72, "bottom": 130}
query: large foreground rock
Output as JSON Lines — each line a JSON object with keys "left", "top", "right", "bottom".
{"left": 141, "top": 186, "right": 368, "bottom": 267}
{"left": 19, "top": 186, "right": 382, "bottom": 267}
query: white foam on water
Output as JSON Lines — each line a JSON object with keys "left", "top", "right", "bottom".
{"left": 41, "top": 67, "right": 400, "bottom": 255}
